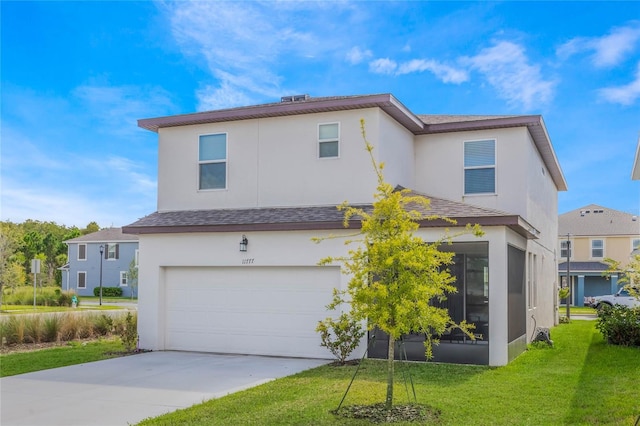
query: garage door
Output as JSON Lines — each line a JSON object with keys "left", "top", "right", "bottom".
{"left": 164, "top": 266, "right": 340, "bottom": 358}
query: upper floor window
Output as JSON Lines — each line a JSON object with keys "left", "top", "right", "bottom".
{"left": 199, "top": 133, "right": 227, "bottom": 190}
{"left": 78, "top": 244, "right": 86, "bottom": 261}
{"left": 591, "top": 239, "right": 604, "bottom": 258}
{"left": 318, "top": 123, "right": 339, "bottom": 158}
{"left": 105, "top": 243, "right": 119, "bottom": 260}
{"left": 560, "top": 240, "right": 572, "bottom": 259}
{"left": 464, "top": 139, "right": 496, "bottom": 195}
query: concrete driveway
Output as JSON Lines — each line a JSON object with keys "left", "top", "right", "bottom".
{"left": 1, "top": 351, "right": 328, "bottom": 426}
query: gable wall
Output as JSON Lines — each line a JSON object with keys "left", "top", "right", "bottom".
{"left": 157, "top": 108, "right": 399, "bottom": 211}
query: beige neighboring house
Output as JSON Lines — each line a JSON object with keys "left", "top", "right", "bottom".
{"left": 124, "top": 93, "right": 568, "bottom": 366}
{"left": 558, "top": 205, "right": 640, "bottom": 306}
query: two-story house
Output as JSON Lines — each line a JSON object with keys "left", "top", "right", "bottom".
{"left": 61, "top": 228, "right": 139, "bottom": 298}
{"left": 558, "top": 205, "right": 640, "bottom": 306}
{"left": 124, "top": 93, "right": 567, "bottom": 366}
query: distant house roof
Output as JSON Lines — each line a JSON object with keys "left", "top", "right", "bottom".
{"left": 137, "top": 93, "right": 567, "bottom": 192}
{"left": 558, "top": 261, "right": 610, "bottom": 272}
{"left": 123, "top": 190, "right": 538, "bottom": 239}
{"left": 65, "top": 227, "right": 139, "bottom": 244}
{"left": 559, "top": 204, "right": 640, "bottom": 237}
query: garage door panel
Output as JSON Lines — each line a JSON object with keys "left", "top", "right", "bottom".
{"left": 164, "top": 266, "right": 339, "bottom": 358}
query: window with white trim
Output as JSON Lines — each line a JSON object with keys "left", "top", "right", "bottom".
{"left": 78, "top": 244, "right": 86, "bottom": 261}
{"left": 633, "top": 239, "right": 640, "bottom": 251}
{"left": 106, "top": 243, "right": 118, "bottom": 260}
{"left": 199, "top": 133, "right": 227, "bottom": 190}
{"left": 464, "top": 139, "right": 496, "bottom": 194}
{"left": 78, "top": 271, "right": 86, "bottom": 289}
{"left": 120, "top": 271, "right": 128, "bottom": 287}
{"left": 560, "top": 240, "right": 572, "bottom": 259}
{"left": 318, "top": 123, "right": 339, "bottom": 158}
{"left": 591, "top": 239, "right": 604, "bottom": 258}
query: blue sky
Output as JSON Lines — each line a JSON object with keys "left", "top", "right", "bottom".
{"left": 2, "top": 1, "right": 639, "bottom": 228}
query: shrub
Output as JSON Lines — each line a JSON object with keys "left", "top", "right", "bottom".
{"left": 93, "top": 287, "right": 123, "bottom": 297}
{"left": 316, "top": 313, "right": 365, "bottom": 364}
{"left": 596, "top": 305, "right": 640, "bottom": 346}
{"left": 2, "top": 286, "right": 77, "bottom": 307}
{"left": 94, "top": 314, "right": 114, "bottom": 336}
{"left": 115, "top": 312, "right": 138, "bottom": 351}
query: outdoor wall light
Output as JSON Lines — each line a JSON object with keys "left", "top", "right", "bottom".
{"left": 239, "top": 235, "right": 248, "bottom": 252}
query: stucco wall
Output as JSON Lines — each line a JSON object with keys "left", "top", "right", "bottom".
{"left": 136, "top": 225, "right": 537, "bottom": 366}
{"left": 157, "top": 109, "right": 391, "bottom": 211}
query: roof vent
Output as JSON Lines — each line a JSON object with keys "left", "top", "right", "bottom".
{"left": 281, "top": 94, "right": 309, "bottom": 103}
{"left": 633, "top": 216, "right": 637, "bottom": 221}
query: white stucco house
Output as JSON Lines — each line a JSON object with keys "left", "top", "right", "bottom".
{"left": 123, "top": 93, "right": 567, "bottom": 366}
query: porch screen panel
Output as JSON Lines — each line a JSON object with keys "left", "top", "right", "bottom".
{"left": 507, "top": 245, "right": 526, "bottom": 342}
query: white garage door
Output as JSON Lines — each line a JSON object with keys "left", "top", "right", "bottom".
{"left": 164, "top": 266, "right": 340, "bottom": 358}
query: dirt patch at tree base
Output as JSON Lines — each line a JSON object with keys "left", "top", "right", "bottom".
{"left": 333, "top": 403, "right": 441, "bottom": 423}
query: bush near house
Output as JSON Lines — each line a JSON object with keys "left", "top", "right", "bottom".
{"left": 595, "top": 305, "right": 640, "bottom": 346}
{"left": 2, "top": 286, "right": 77, "bottom": 307}
{"left": 93, "top": 287, "right": 123, "bottom": 297}
{"left": 0, "top": 312, "right": 137, "bottom": 347}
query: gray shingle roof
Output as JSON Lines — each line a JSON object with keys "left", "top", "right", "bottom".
{"left": 123, "top": 191, "right": 532, "bottom": 237}
{"left": 65, "top": 227, "right": 139, "bottom": 243}
{"left": 557, "top": 261, "right": 610, "bottom": 272}
{"left": 558, "top": 204, "right": 640, "bottom": 236}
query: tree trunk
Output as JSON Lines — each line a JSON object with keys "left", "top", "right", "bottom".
{"left": 385, "top": 334, "right": 395, "bottom": 410}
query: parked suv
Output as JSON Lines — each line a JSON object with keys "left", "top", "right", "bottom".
{"left": 586, "top": 287, "right": 640, "bottom": 310}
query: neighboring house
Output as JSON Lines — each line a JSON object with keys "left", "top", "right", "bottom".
{"left": 124, "top": 93, "right": 567, "bottom": 366}
{"left": 558, "top": 205, "right": 640, "bottom": 306}
{"left": 61, "top": 228, "right": 139, "bottom": 298}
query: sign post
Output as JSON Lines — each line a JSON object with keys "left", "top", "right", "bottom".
{"left": 31, "top": 259, "right": 41, "bottom": 309}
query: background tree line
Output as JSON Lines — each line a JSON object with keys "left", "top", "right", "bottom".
{"left": 0, "top": 220, "right": 101, "bottom": 294}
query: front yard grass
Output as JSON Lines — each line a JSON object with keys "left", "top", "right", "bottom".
{"left": 139, "top": 320, "right": 638, "bottom": 425}
{"left": 0, "top": 338, "right": 126, "bottom": 377}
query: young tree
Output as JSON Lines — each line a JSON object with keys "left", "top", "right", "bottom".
{"left": 604, "top": 254, "right": 640, "bottom": 300}
{"left": 127, "top": 257, "right": 139, "bottom": 299}
{"left": 317, "top": 120, "right": 483, "bottom": 410}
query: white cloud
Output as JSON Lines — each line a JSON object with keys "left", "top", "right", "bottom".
{"left": 369, "top": 58, "right": 397, "bottom": 75}
{"left": 396, "top": 59, "right": 469, "bottom": 84}
{"left": 162, "top": 1, "right": 334, "bottom": 109}
{"left": 598, "top": 61, "right": 640, "bottom": 105}
{"left": 464, "top": 41, "right": 555, "bottom": 110}
{"left": 73, "top": 84, "right": 173, "bottom": 135}
{"left": 196, "top": 83, "right": 253, "bottom": 112}
{"left": 346, "top": 46, "right": 373, "bottom": 65}
{"left": 368, "top": 56, "right": 468, "bottom": 84}
{"left": 556, "top": 21, "right": 640, "bottom": 67}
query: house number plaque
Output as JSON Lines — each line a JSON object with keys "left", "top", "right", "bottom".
{"left": 241, "top": 258, "right": 255, "bottom": 265}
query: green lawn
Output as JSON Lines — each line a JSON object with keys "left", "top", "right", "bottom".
{"left": 0, "top": 339, "right": 126, "bottom": 377}
{"left": 559, "top": 305, "right": 597, "bottom": 315}
{"left": 138, "top": 321, "right": 638, "bottom": 425}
